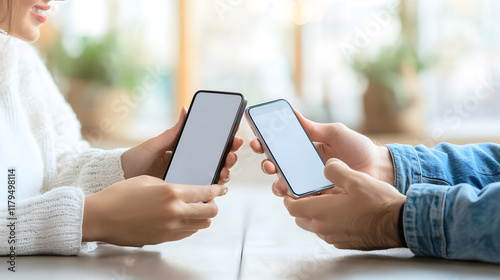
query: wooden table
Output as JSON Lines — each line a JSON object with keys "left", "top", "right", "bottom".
{"left": 2, "top": 185, "right": 500, "bottom": 280}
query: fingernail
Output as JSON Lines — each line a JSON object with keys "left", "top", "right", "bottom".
{"left": 179, "top": 106, "right": 187, "bottom": 116}
{"left": 223, "top": 186, "right": 228, "bottom": 195}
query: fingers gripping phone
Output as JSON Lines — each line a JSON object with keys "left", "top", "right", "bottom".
{"left": 245, "top": 99, "right": 334, "bottom": 197}
{"left": 163, "top": 90, "right": 247, "bottom": 186}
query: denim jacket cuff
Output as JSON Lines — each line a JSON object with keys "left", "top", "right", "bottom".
{"left": 386, "top": 144, "right": 422, "bottom": 195}
{"left": 404, "top": 184, "right": 449, "bottom": 258}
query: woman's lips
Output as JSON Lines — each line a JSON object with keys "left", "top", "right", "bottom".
{"left": 31, "top": 6, "right": 50, "bottom": 24}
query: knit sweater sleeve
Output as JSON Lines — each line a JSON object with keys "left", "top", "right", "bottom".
{"left": 0, "top": 187, "right": 89, "bottom": 256}
{"left": 32, "top": 44, "right": 127, "bottom": 195}
{"left": 1, "top": 36, "right": 124, "bottom": 255}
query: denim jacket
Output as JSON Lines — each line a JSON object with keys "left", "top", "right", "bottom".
{"left": 387, "top": 143, "right": 500, "bottom": 263}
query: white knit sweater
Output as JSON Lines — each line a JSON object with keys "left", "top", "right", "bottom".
{"left": 0, "top": 34, "right": 127, "bottom": 255}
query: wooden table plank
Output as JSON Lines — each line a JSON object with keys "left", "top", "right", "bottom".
{"left": 0, "top": 184, "right": 248, "bottom": 280}
{"left": 2, "top": 185, "right": 500, "bottom": 280}
{"left": 239, "top": 185, "right": 500, "bottom": 280}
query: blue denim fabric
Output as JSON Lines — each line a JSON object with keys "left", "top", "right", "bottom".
{"left": 387, "top": 143, "right": 500, "bottom": 263}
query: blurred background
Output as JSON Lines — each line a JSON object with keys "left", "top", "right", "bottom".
{"left": 35, "top": 0, "right": 500, "bottom": 184}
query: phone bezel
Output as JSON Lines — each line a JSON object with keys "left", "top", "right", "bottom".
{"left": 163, "top": 90, "right": 247, "bottom": 185}
{"left": 245, "top": 99, "right": 334, "bottom": 197}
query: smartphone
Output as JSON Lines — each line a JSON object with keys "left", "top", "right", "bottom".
{"left": 163, "top": 90, "right": 247, "bottom": 186}
{"left": 245, "top": 99, "right": 334, "bottom": 197}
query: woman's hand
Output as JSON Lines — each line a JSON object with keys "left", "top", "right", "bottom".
{"left": 121, "top": 107, "right": 244, "bottom": 184}
{"left": 283, "top": 159, "right": 406, "bottom": 250}
{"left": 82, "top": 175, "right": 228, "bottom": 247}
{"left": 250, "top": 111, "right": 394, "bottom": 196}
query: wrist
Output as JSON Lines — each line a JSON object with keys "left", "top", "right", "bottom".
{"left": 377, "top": 146, "right": 395, "bottom": 186}
{"left": 383, "top": 196, "right": 407, "bottom": 248}
{"left": 121, "top": 150, "right": 132, "bottom": 179}
{"left": 82, "top": 194, "right": 103, "bottom": 242}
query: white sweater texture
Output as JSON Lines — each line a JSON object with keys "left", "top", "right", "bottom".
{"left": 0, "top": 34, "right": 127, "bottom": 255}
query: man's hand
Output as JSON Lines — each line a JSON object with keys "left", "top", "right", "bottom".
{"left": 250, "top": 112, "right": 394, "bottom": 196}
{"left": 284, "top": 159, "right": 406, "bottom": 250}
{"left": 121, "top": 107, "right": 244, "bottom": 184}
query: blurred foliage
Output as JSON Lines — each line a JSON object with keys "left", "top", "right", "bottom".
{"left": 353, "top": 36, "right": 433, "bottom": 111}
{"left": 45, "top": 31, "right": 146, "bottom": 94}
{"left": 353, "top": 0, "right": 435, "bottom": 112}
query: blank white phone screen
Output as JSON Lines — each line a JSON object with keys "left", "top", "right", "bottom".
{"left": 250, "top": 100, "right": 333, "bottom": 196}
{"left": 164, "top": 92, "right": 242, "bottom": 186}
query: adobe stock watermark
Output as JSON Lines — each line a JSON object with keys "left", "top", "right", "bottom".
{"left": 255, "top": 108, "right": 296, "bottom": 144}
{"left": 212, "top": 0, "right": 244, "bottom": 20}
{"left": 47, "top": 0, "right": 72, "bottom": 18}
{"left": 229, "top": 107, "right": 296, "bottom": 178}
{"left": 6, "top": 168, "right": 17, "bottom": 273}
{"left": 110, "top": 267, "right": 135, "bottom": 280}
{"left": 340, "top": 0, "right": 400, "bottom": 61}
{"left": 286, "top": 245, "right": 337, "bottom": 280}
{"left": 263, "top": 245, "right": 338, "bottom": 280}
{"left": 417, "top": 73, "right": 499, "bottom": 147}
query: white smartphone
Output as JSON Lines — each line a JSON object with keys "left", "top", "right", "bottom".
{"left": 245, "top": 99, "right": 334, "bottom": 197}
{"left": 163, "top": 90, "right": 247, "bottom": 185}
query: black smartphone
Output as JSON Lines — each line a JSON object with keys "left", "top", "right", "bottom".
{"left": 245, "top": 99, "right": 334, "bottom": 197}
{"left": 163, "top": 90, "right": 247, "bottom": 185}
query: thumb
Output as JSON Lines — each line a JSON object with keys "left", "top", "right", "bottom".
{"left": 151, "top": 106, "right": 188, "bottom": 151}
{"left": 177, "top": 184, "right": 228, "bottom": 203}
{"left": 295, "top": 110, "right": 332, "bottom": 143}
{"left": 324, "top": 158, "right": 364, "bottom": 192}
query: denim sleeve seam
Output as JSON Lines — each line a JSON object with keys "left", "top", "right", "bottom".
{"left": 411, "top": 145, "right": 423, "bottom": 184}
{"left": 403, "top": 189, "right": 416, "bottom": 253}
{"left": 421, "top": 175, "right": 452, "bottom": 186}
{"left": 388, "top": 147, "right": 400, "bottom": 191}
{"left": 404, "top": 184, "right": 450, "bottom": 258}
{"left": 438, "top": 188, "right": 448, "bottom": 258}
{"left": 387, "top": 144, "right": 423, "bottom": 194}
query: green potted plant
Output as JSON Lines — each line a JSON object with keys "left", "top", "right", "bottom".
{"left": 353, "top": 36, "right": 429, "bottom": 133}
{"left": 352, "top": 0, "right": 433, "bottom": 134}
{"left": 44, "top": 31, "right": 147, "bottom": 135}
